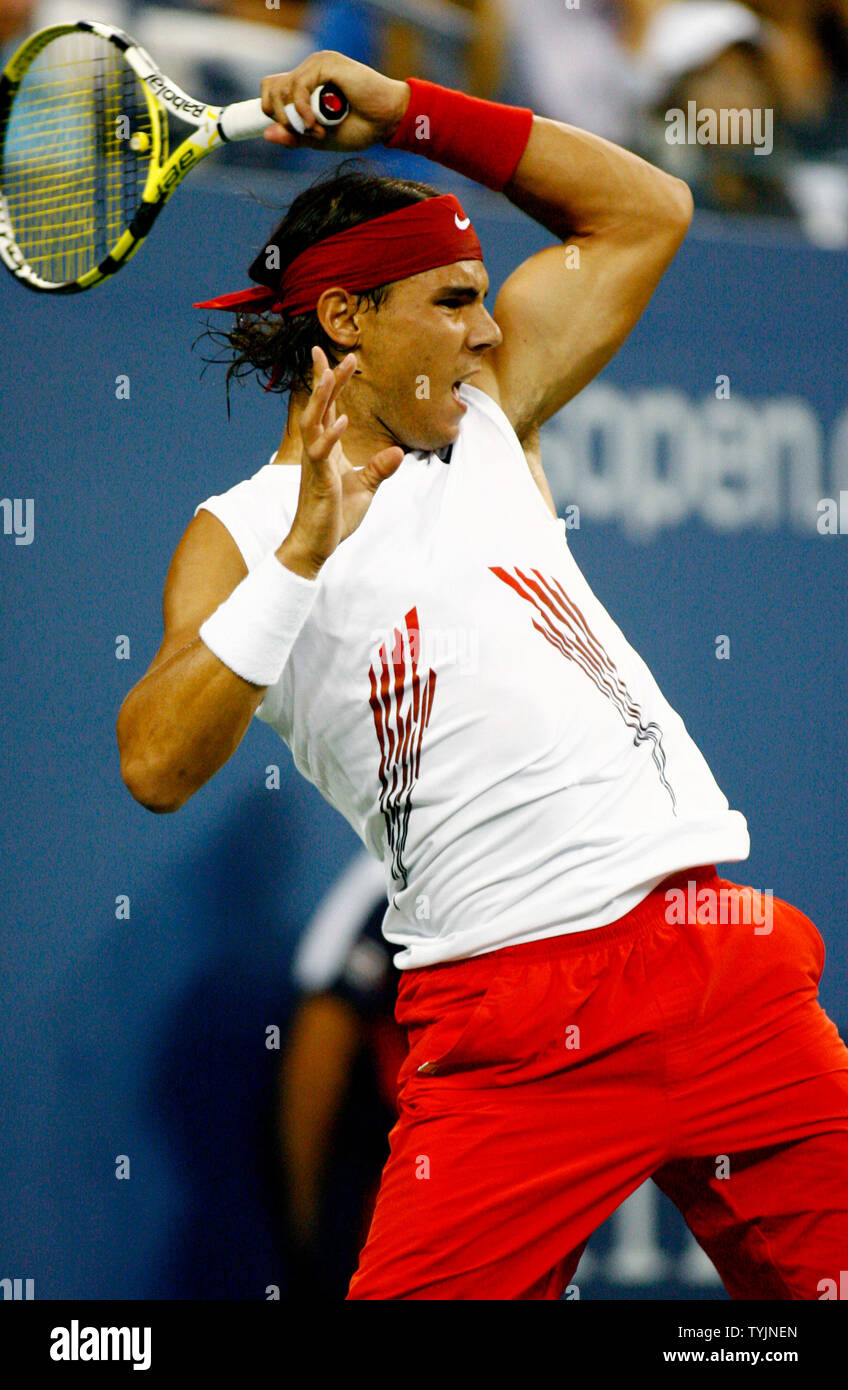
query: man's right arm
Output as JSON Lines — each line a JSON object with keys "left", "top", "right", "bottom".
{"left": 116, "top": 512, "right": 315, "bottom": 814}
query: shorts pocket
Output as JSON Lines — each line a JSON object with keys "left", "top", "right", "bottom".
{"left": 410, "top": 972, "right": 505, "bottom": 1077}
{"left": 405, "top": 957, "right": 563, "bottom": 1079}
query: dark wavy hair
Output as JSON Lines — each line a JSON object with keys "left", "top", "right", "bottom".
{"left": 196, "top": 159, "right": 441, "bottom": 407}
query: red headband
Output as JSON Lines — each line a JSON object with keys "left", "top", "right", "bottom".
{"left": 193, "top": 193, "right": 483, "bottom": 316}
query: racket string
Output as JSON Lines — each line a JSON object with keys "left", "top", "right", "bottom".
{"left": 1, "top": 31, "right": 153, "bottom": 283}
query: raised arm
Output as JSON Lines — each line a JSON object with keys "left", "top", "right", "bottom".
{"left": 259, "top": 54, "right": 692, "bottom": 452}
{"left": 483, "top": 119, "right": 693, "bottom": 441}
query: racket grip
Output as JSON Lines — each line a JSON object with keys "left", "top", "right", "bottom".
{"left": 219, "top": 98, "right": 274, "bottom": 142}
{"left": 284, "top": 84, "right": 349, "bottom": 133}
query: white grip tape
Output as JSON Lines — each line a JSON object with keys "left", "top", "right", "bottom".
{"left": 198, "top": 550, "right": 319, "bottom": 687}
{"left": 284, "top": 87, "right": 338, "bottom": 133}
{"left": 218, "top": 98, "right": 274, "bottom": 142}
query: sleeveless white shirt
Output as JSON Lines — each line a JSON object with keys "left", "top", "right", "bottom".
{"left": 196, "top": 383, "right": 749, "bottom": 969}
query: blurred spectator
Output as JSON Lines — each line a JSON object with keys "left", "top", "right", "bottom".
{"left": 272, "top": 851, "right": 403, "bottom": 1300}
{"left": 6, "top": 0, "right": 848, "bottom": 233}
{"left": 634, "top": 2, "right": 796, "bottom": 216}
{"left": 375, "top": 0, "right": 500, "bottom": 97}
{"left": 214, "top": 1, "right": 307, "bottom": 28}
{"left": 0, "top": 0, "right": 34, "bottom": 43}
{"left": 135, "top": 0, "right": 308, "bottom": 27}
{"left": 477, "top": 0, "right": 848, "bottom": 234}
{"left": 308, "top": 0, "right": 379, "bottom": 68}
{"left": 627, "top": 1, "right": 848, "bottom": 236}
{"left": 743, "top": 1, "right": 848, "bottom": 151}
{"left": 496, "top": 0, "right": 645, "bottom": 144}
{"left": 633, "top": 0, "right": 847, "bottom": 154}
{"left": 624, "top": 0, "right": 848, "bottom": 142}
{"left": 494, "top": 0, "right": 800, "bottom": 213}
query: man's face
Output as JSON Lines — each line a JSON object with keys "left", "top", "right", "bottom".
{"left": 352, "top": 260, "right": 502, "bottom": 452}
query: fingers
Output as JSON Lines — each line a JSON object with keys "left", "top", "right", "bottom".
{"left": 299, "top": 348, "right": 356, "bottom": 465}
{"left": 260, "top": 74, "right": 291, "bottom": 127}
{"left": 311, "top": 347, "right": 356, "bottom": 417}
{"left": 357, "top": 445, "right": 405, "bottom": 492}
{"left": 376, "top": 445, "right": 406, "bottom": 474}
{"left": 300, "top": 400, "right": 348, "bottom": 469}
{"left": 289, "top": 78, "right": 324, "bottom": 137}
{"left": 263, "top": 124, "right": 297, "bottom": 148}
{"left": 260, "top": 73, "right": 324, "bottom": 140}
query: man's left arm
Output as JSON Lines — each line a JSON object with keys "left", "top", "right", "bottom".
{"left": 258, "top": 57, "right": 692, "bottom": 463}
{"left": 479, "top": 117, "right": 693, "bottom": 445}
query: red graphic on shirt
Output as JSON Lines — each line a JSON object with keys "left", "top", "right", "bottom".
{"left": 368, "top": 607, "right": 437, "bottom": 889}
{"left": 490, "top": 566, "right": 678, "bottom": 812}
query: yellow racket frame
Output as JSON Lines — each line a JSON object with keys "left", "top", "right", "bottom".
{"left": 0, "top": 19, "right": 272, "bottom": 292}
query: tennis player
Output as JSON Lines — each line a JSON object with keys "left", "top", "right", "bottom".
{"left": 117, "top": 53, "right": 848, "bottom": 1300}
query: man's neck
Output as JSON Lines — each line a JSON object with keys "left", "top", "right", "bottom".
{"left": 272, "top": 386, "right": 405, "bottom": 469}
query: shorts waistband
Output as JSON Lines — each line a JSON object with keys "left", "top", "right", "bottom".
{"left": 407, "top": 864, "right": 721, "bottom": 977}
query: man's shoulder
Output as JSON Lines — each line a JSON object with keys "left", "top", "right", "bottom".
{"left": 197, "top": 456, "right": 301, "bottom": 510}
{"left": 194, "top": 457, "right": 301, "bottom": 570}
{"left": 215, "top": 456, "right": 300, "bottom": 497}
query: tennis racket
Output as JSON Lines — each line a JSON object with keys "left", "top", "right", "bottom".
{"left": 0, "top": 19, "right": 349, "bottom": 294}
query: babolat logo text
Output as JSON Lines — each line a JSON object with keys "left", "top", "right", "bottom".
{"left": 50, "top": 1320, "right": 151, "bottom": 1371}
{"left": 144, "top": 73, "right": 204, "bottom": 118}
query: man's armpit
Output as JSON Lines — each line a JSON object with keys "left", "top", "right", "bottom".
{"left": 520, "top": 425, "right": 557, "bottom": 517}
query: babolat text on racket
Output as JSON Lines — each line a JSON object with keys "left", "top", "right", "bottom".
{"left": 0, "top": 20, "right": 349, "bottom": 293}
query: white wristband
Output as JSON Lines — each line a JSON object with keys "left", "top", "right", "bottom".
{"left": 199, "top": 550, "right": 319, "bottom": 687}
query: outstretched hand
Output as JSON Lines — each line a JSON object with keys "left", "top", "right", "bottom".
{"left": 280, "top": 345, "right": 405, "bottom": 579}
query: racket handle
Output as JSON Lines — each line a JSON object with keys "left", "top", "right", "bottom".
{"left": 284, "top": 83, "right": 349, "bottom": 133}
{"left": 218, "top": 84, "right": 350, "bottom": 142}
{"left": 219, "top": 98, "right": 275, "bottom": 142}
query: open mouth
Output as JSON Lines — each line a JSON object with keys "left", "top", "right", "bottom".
{"left": 452, "top": 370, "right": 480, "bottom": 402}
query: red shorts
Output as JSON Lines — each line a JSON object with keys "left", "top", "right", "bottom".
{"left": 347, "top": 865, "right": 848, "bottom": 1300}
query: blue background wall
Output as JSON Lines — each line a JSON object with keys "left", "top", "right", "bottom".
{"left": 1, "top": 153, "right": 846, "bottom": 1298}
